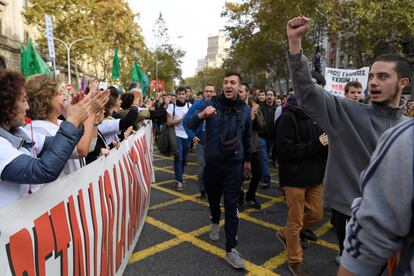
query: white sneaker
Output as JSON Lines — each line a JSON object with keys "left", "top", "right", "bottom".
{"left": 336, "top": 253, "right": 341, "bottom": 265}
{"left": 209, "top": 223, "right": 220, "bottom": 241}
{"left": 176, "top": 182, "right": 183, "bottom": 191}
{"left": 224, "top": 248, "right": 245, "bottom": 269}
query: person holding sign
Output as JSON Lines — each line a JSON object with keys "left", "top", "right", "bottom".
{"left": 285, "top": 15, "right": 410, "bottom": 269}
{"left": 344, "top": 81, "right": 363, "bottom": 102}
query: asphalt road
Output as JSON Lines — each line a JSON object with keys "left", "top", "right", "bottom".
{"left": 124, "top": 149, "right": 339, "bottom": 276}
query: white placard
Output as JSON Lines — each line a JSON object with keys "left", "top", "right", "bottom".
{"left": 324, "top": 67, "right": 370, "bottom": 97}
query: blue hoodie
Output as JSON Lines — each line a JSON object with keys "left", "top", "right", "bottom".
{"left": 183, "top": 98, "right": 205, "bottom": 144}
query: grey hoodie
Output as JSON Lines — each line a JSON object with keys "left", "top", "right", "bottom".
{"left": 341, "top": 120, "right": 414, "bottom": 276}
{"left": 288, "top": 53, "right": 407, "bottom": 216}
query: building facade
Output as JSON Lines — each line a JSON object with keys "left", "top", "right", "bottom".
{"left": 196, "top": 32, "right": 229, "bottom": 73}
{"left": 0, "top": 0, "right": 31, "bottom": 70}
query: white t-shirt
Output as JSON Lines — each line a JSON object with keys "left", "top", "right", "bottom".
{"left": 27, "top": 120, "right": 81, "bottom": 174}
{"left": 98, "top": 118, "right": 121, "bottom": 146}
{"left": 0, "top": 127, "right": 45, "bottom": 208}
{"left": 166, "top": 103, "right": 191, "bottom": 139}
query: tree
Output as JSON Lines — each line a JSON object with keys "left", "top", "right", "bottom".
{"left": 222, "top": 0, "right": 329, "bottom": 91}
{"left": 324, "top": 0, "right": 414, "bottom": 67}
{"left": 222, "top": 0, "right": 414, "bottom": 91}
{"left": 150, "top": 13, "right": 185, "bottom": 93}
{"left": 183, "top": 67, "right": 226, "bottom": 93}
{"left": 24, "top": 0, "right": 151, "bottom": 89}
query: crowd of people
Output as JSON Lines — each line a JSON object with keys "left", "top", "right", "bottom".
{"left": 1, "top": 15, "right": 414, "bottom": 276}
{"left": 156, "top": 17, "right": 414, "bottom": 276}
{"left": 0, "top": 73, "right": 157, "bottom": 208}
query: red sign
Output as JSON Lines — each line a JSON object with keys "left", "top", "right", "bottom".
{"left": 150, "top": 80, "right": 165, "bottom": 91}
{"left": 66, "top": 84, "right": 73, "bottom": 91}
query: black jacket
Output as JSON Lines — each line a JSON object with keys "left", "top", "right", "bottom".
{"left": 275, "top": 106, "right": 327, "bottom": 187}
{"left": 259, "top": 102, "right": 276, "bottom": 140}
{"left": 187, "top": 94, "right": 252, "bottom": 164}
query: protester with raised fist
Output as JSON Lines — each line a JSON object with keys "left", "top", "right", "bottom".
{"left": 286, "top": 16, "right": 410, "bottom": 269}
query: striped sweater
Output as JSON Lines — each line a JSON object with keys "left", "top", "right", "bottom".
{"left": 341, "top": 119, "right": 414, "bottom": 275}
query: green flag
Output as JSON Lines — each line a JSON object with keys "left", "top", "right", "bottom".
{"left": 131, "top": 63, "right": 141, "bottom": 82}
{"left": 131, "top": 63, "right": 150, "bottom": 95}
{"left": 23, "top": 38, "right": 52, "bottom": 78}
{"left": 112, "top": 48, "right": 120, "bottom": 79}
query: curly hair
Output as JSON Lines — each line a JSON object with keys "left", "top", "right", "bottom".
{"left": 0, "top": 70, "right": 26, "bottom": 127}
{"left": 25, "top": 74, "right": 60, "bottom": 120}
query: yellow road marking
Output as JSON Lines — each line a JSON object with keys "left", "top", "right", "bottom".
{"left": 314, "top": 221, "right": 333, "bottom": 237}
{"left": 155, "top": 166, "right": 173, "bottom": 171}
{"left": 255, "top": 251, "right": 287, "bottom": 274}
{"left": 146, "top": 160, "right": 338, "bottom": 273}
{"left": 153, "top": 154, "right": 173, "bottom": 161}
{"left": 152, "top": 185, "right": 210, "bottom": 207}
{"left": 149, "top": 197, "right": 187, "bottom": 210}
{"left": 133, "top": 216, "right": 278, "bottom": 275}
{"left": 128, "top": 237, "right": 183, "bottom": 263}
{"left": 240, "top": 213, "right": 281, "bottom": 231}
{"left": 245, "top": 197, "right": 284, "bottom": 214}
{"left": 152, "top": 179, "right": 175, "bottom": 186}
{"left": 153, "top": 166, "right": 198, "bottom": 180}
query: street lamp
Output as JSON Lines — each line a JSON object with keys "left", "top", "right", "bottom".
{"left": 54, "top": 36, "right": 93, "bottom": 85}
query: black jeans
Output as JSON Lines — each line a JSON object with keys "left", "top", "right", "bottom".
{"left": 246, "top": 152, "right": 261, "bottom": 201}
{"left": 205, "top": 161, "right": 243, "bottom": 252}
{"left": 331, "top": 209, "right": 351, "bottom": 255}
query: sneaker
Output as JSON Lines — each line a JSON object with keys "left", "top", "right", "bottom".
{"left": 276, "top": 231, "right": 287, "bottom": 250}
{"left": 300, "top": 229, "right": 318, "bottom": 241}
{"left": 262, "top": 182, "right": 270, "bottom": 189}
{"left": 288, "top": 263, "right": 309, "bottom": 276}
{"left": 246, "top": 199, "right": 261, "bottom": 210}
{"left": 224, "top": 248, "right": 245, "bottom": 269}
{"left": 176, "top": 182, "right": 183, "bottom": 191}
{"left": 277, "top": 231, "right": 308, "bottom": 250}
{"left": 300, "top": 237, "right": 308, "bottom": 249}
{"left": 209, "top": 223, "right": 220, "bottom": 241}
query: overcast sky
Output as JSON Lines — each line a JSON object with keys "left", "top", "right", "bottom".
{"left": 127, "top": 0, "right": 228, "bottom": 78}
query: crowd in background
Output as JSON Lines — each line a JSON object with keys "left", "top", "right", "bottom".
{"left": 1, "top": 15, "right": 414, "bottom": 276}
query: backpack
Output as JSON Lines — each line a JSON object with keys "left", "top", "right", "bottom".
{"left": 156, "top": 104, "right": 177, "bottom": 156}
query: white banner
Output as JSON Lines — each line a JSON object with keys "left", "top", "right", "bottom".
{"left": 0, "top": 122, "right": 154, "bottom": 276}
{"left": 45, "top": 14, "right": 56, "bottom": 59}
{"left": 324, "top": 67, "right": 370, "bottom": 97}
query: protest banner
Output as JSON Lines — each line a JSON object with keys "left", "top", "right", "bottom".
{"left": 324, "top": 67, "right": 370, "bottom": 97}
{"left": 0, "top": 122, "right": 154, "bottom": 276}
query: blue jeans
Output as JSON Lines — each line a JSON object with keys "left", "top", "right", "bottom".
{"left": 174, "top": 136, "right": 190, "bottom": 182}
{"left": 196, "top": 144, "right": 205, "bottom": 192}
{"left": 259, "top": 138, "right": 272, "bottom": 184}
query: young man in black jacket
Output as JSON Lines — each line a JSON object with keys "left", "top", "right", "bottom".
{"left": 259, "top": 89, "right": 277, "bottom": 188}
{"left": 275, "top": 95, "right": 328, "bottom": 276}
{"left": 187, "top": 72, "right": 252, "bottom": 269}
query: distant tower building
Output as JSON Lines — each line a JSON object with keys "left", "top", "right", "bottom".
{"left": 196, "top": 32, "right": 229, "bottom": 73}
